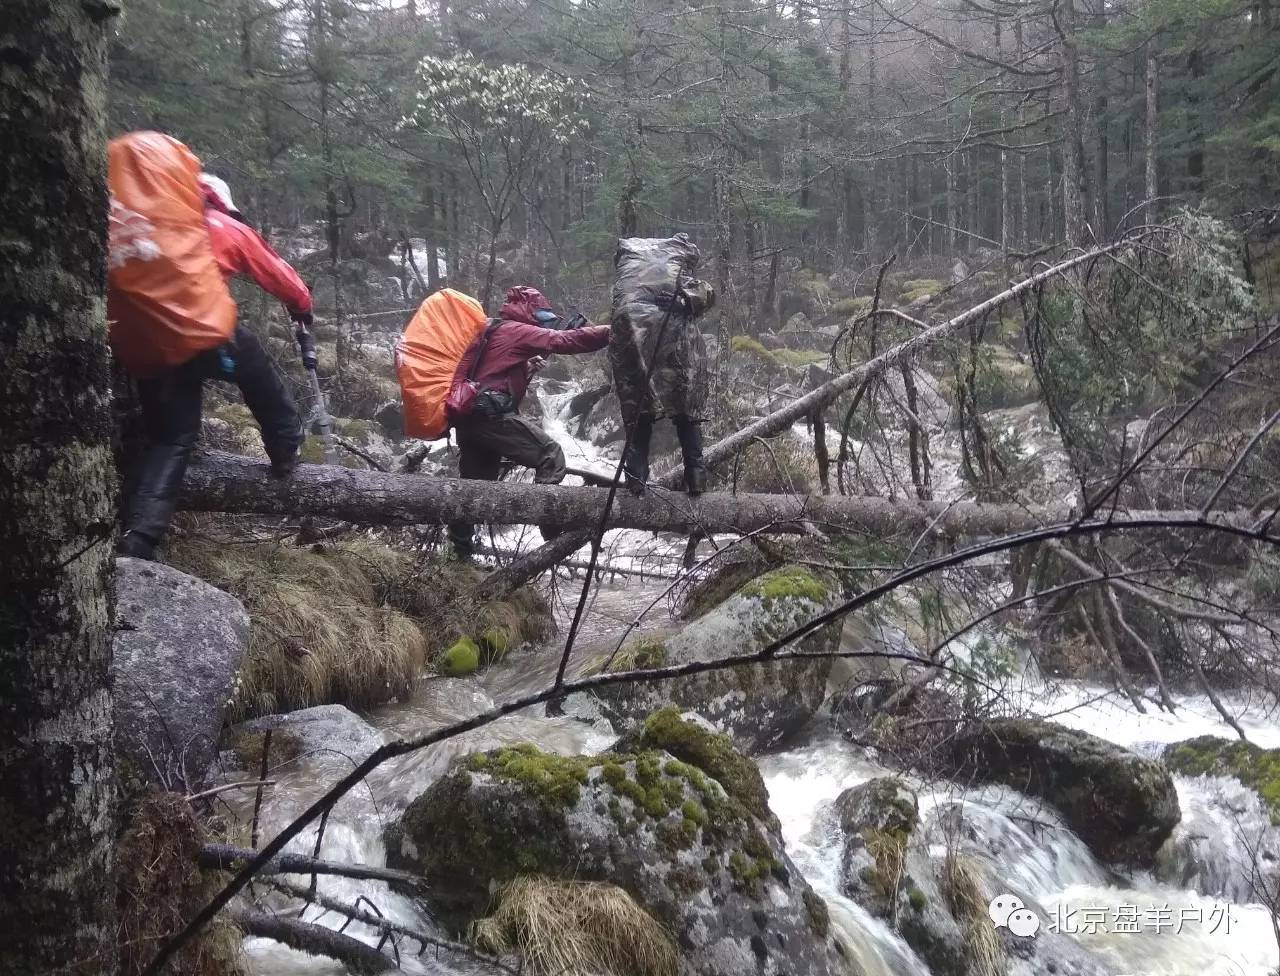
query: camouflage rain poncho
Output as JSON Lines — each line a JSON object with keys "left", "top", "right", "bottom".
{"left": 608, "top": 235, "right": 715, "bottom": 426}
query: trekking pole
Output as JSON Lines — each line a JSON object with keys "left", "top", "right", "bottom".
{"left": 295, "top": 325, "right": 338, "bottom": 465}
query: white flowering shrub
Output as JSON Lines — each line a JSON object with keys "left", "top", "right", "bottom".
{"left": 405, "top": 53, "right": 587, "bottom": 146}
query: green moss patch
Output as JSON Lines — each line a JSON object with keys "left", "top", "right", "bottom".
{"left": 832, "top": 296, "right": 875, "bottom": 317}
{"left": 1166, "top": 736, "right": 1280, "bottom": 824}
{"left": 602, "top": 636, "right": 668, "bottom": 673}
{"left": 468, "top": 745, "right": 592, "bottom": 810}
{"left": 899, "top": 278, "right": 944, "bottom": 302}
{"left": 802, "top": 889, "right": 831, "bottom": 938}
{"left": 439, "top": 637, "right": 481, "bottom": 676}
{"left": 730, "top": 335, "right": 827, "bottom": 372}
{"left": 635, "top": 708, "right": 774, "bottom": 826}
{"left": 739, "top": 565, "right": 829, "bottom": 604}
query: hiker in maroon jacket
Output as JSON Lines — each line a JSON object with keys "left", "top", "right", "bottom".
{"left": 449, "top": 285, "right": 610, "bottom": 558}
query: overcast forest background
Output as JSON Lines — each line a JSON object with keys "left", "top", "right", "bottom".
{"left": 7, "top": 0, "right": 1280, "bottom": 975}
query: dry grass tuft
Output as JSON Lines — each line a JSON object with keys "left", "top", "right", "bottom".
{"left": 116, "top": 792, "right": 243, "bottom": 976}
{"left": 941, "top": 853, "right": 1004, "bottom": 976}
{"left": 167, "top": 536, "right": 428, "bottom": 720}
{"left": 471, "top": 877, "right": 679, "bottom": 976}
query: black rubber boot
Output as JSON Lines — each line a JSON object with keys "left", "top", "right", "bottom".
{"left": 674, "top": 415, "right": 707, "bottom": 496}
{"left": 117, "top": 530, "right": 158, "bottom": 561}
{"left": 623, "top": 413, "right": 654, "bottom": 496}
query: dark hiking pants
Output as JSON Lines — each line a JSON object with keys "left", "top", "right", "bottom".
{"left": 449, "top": 414, "right": 567, "bottom": 555}
{"left": 124, "top": 324, "right": 302, "bottom": 546}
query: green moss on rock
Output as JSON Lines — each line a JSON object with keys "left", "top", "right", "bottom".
{"left": 479, "top": 627, "right": 512, "bottom": 660}
{"left": 802, "top": 889, "right": 831, "bottom": 938}
{"left": 467, "top": 745, "right": 591, "bottom": 811}
{"left": 1166, "top": 736, "right": 1280, "bottom": 824}
{"left": 438, "top": 637, "right": 481, "bottom": 676}
{"left": 635, "top": 708, "right": 775, "bottom": 825}
{"left": 739, "top": 566, "right": 828, "bottom": 604}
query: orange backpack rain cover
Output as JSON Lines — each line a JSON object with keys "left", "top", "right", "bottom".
{"left": 396, "top": 288, "right": 488, "bottom": 440}
{"left": 107, "top": 131, "right": 237, "bottom": 378}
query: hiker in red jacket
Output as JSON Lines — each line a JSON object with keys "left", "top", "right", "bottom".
{"left": 118, "top": 175, "right": 310, "bottom": 561}
{"left": 449, "top": 285, "right": 610, "bottom": 558}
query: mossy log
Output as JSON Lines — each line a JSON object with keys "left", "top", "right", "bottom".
{"left": 180, "top": 450, "right": 1247, "bottom": 541}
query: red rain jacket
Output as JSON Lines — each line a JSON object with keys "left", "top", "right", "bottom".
{"left": 462, "top": 286, "right": 609, "bottom": 404}
{"left": 205, "top": 211, "right": 313, "bottom": 315}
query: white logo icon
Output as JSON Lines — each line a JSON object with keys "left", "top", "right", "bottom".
{"left": 989, "top": 894, "right": 1040, "bottom": 937}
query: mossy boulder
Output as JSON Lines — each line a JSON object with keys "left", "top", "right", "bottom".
{"left": 944, "top": 718, "right": 1180, "bottom": 867}
{"left": 833, "top": 778, "right": 968, "bottom": 976}
{"left": 587, "top": 565, "right": 841, "bottom": 754}
{"left": 1165, "top": 736, "right": 1280, "bottom": 823}
{"left": 1156, "top": 738, "right": 1280, "bottom": 900}
{"left": 833, "top": 777, "right": 1112, "bottom": 976}
{"left": 385, "top": 724, "right": 850, "bottom": 976}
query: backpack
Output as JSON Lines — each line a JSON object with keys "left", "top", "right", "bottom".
{"left": 106, "top": 132, "right": 237, "bottom": 378}
{"left": 395, "top": 288, "right": 488, "bottom": 439}
{"left": 445, "top": 318, "right": 511, "bottom": 421}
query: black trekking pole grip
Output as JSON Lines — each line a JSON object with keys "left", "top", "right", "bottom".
{"left": 296, "top": 327, "right": 318, "bottom": 372}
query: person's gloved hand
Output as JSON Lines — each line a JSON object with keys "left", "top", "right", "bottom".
{"left": 295, "top": 325, "right": 318, "bottom": 372}
{"left": 291, "top": 310, "right": 314, "bottom": 329}
{"left": 528, "top": 355, "right": 547, "bottom": 375}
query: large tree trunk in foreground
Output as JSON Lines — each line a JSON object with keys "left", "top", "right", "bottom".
{"left": 0, "top": 2, "right": 117, "bottom": 973}
{"left": 183, "top": 452, "right": 1249, "bottom": 548}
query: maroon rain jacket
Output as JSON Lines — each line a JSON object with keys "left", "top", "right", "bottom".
{"left": 460, "top": 286, "right": 610, "bottom": 405}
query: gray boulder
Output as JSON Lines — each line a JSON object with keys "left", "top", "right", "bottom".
{"left": 587, "top": 565, "right": 841, "bottom": 753}
{"left": 233, "top": 704, "right": 384, "bottom": 766}
{"left": 834, "top": 778, "right": 968, "bottom": 976}
{"left": 386, "top": 710, "right": 850, "bottom": 976}
{"left": 944, "top": 718, "right": 1180, "bottom": 868}
{"left": 834, "top": 777, "right": 1111, "bottom": 976}
{"left": 113, "top": 557, "right": 249, "bottom": 791}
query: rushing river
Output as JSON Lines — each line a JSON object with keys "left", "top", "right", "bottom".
{"left": 236, "top": 383, "right": 1280, "bottom": 976}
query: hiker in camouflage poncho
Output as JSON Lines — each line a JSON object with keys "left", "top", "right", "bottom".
{"left": 608, "top": 236, "right": 715, "bottom": 495}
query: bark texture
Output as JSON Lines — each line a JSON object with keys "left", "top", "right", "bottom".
{"left": 182, "top": 451, "right": 1249, "bottom": 544}
{"left": 0, "top": 2, "right": 117, "bottom": 973}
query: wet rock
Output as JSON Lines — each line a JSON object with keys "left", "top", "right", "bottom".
{"left": 1164, "top": 735, "right": 1280, "bottom": 824}
{"left": 1160, "top": 736, "right": 1280, "bottom": 899}
{"left": 833, "top": 778, "right": 967, "bottom": 976}
{"left": 234, "top": 704, "right": 384, "bottom": 765}
{"left": 834, "top": 778, "right": 1112, "bottom": 976}
{"left": 945, "top": 718, "right": 1180, "bottom": 867}
{"left": 829, "top": 677, "right": 963, "bottom": 772}
{"left": 567, "top": 381, "right": 613, "bottom": 423}
{"left": 588, "top": 565, "right": 841, "bottom": 753}
{"left": 803, "top": 362, "right": 834, "bottom": 391}
{"left": 373, "top": 399, "right": 403, "bottom": 439}
{"left": 113, "top": 557, "right": 250, "bottom": 791}
{"left": 386, "top": 710, "right": 848, "bottom": 976}
{"left": 1155, "top": 774, "right": 1280, "bottom": 901}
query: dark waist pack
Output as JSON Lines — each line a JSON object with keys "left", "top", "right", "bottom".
{"left": 472, "top": 388, "right": 516, "bottom": 418}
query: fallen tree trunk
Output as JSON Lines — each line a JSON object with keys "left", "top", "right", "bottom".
{"left": 231, "top": 908, "right": 396, "bottom": 974}
{"left": 181, "top": 451, "right": 1253, "bottom": 551}
{"left": 198, "top": 843, "right": 424, "bottom": 889}
{"left": 477, "top": 237, "right": 1143, "bottom": 596}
